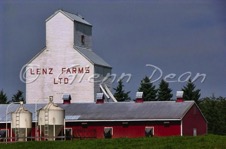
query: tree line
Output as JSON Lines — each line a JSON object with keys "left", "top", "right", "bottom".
{"left": 114, "top": 76, "right": 200, "bottom": 102}
{"left": 199, "top": 96, "right": 226, "bottom": 135}
{"left": 0, "top": 90, "right": 24, "bottom": 104}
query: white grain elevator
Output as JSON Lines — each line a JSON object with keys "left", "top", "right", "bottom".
{"left": 26, "top": 10, "right": 112, "bottom": 103}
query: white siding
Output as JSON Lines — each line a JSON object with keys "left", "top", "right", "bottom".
{"left": 26, "top": 12, "right": 95, "bottom": 103}
{"left": 26, "top": 11, "right": 111, "bottom": 104}
{"left": 46, "top": 12, "right": 73, "bottom": 49}
{"left": 26, "top": 48, "right": 95, "bottom": 103}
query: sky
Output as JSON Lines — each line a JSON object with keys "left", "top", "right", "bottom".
{"left": 0, "top": 0, "right": 226, "bottom": 100}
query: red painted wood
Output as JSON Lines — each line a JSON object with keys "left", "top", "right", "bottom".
{"left": 66, "top": 121, "right": 181, "bottom": 138}
{"left": 176, "top": 98, "right": 184, "bottom": 102}
{"left": 96, "top": 99, "right": 104, "bottom": 104}
{"left": 63, "top": 100, "right": 71, "bottom": 104}
{"left": 182, "top": 104, "right": 207, "bottom": 136}
{"left": 135, "top": 98, "right": 144, "bottom": 103}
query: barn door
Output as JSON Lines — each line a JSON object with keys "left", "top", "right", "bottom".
{"left": 65, "top": 128, "right": 72, "bottom": 140}
{"left": 104, "top": 127, "right": 113, "bottom": 139}
{"left": 145, "top": 127, "right": 154, "bottom": 137}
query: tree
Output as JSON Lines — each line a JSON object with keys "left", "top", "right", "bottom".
{"left": 113, "top": 80, "right": 130, "bottom": 102}
{"left": 138, "top": 76, "right": 157, "bottom": 101}
{"left": 157, "top": 79, "right": 173, "bottom": 101}
{"left": 11, "top": 90, "right": 24, "bottom": 103}
{"left": 0, "top": 89, "right": 8, "bottom": 104}
{"left": 199, "top": 96, "right": 226, "bottom": 135}
{"left": 182, "top": 79, "right": 200, "bottom": 103}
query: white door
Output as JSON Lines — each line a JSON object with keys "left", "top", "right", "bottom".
{"left": 193, "top": 128, "right": 197, "bottom": 136}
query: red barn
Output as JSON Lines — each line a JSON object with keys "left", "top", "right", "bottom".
{"left": 0, "top": 100, "right": 207, "bottom": 141}
{"left": 63, "top": 100, "right": 207, "bottom": 139}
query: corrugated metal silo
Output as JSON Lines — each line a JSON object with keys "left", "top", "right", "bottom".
{"left": 38, "top": 96, "right": 65, "bottom": 140}
{"left": 11, "top": 102, "right": 32, "bottom": 141}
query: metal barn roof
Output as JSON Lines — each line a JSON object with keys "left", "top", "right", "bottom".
{"left": 0, "top": 101, "right": 195, "bottom": 123}
{"left": 46, "top": 10, "right": 92, "bottom": 26}
{"left": 75, "top": 46, "right": 112, "bottom": 68}
{"left": 62, "top": 101, "right": 194, "bottom": 121}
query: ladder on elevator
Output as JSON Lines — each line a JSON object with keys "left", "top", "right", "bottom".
{"left": 44, "top": 109, "right": 49, "bottom": 139}
{"left": 15, "top": 112, "right": 20, "bottom": 140}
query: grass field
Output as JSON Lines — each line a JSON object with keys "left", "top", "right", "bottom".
{"left": 1, "top": 135, "right": 226, "bottom": 149}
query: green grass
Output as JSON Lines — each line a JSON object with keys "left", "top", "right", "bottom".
{"left": 1, "top": 135, "right": 226, "bottom": 149}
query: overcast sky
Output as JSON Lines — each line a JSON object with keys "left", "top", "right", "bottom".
{"left": 0, "top": 0, "right": 226, "bottom": 100}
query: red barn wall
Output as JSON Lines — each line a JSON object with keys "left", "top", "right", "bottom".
{"left": 154, "top": 121, "right": 181, "bottom": 136}
{"left": 0, "top": 123, "right": 14, "bottom": 141}
{"left": 182, "top": 104, "right": 207, "bottom": 136}
{"left": 66, "top": 121, "right": 181, "bottom": 138}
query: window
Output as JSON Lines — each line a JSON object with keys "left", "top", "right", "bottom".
{"left": 104, "top": 127, "right": 113, "bottom": 139}
{"left": 145, "top": 127, "right": 154, "bottom": 137}
{"left": 81, "top": 35, "right": 85, "bottom": 45}
{"left": 122, "top": 122, "right": 128, "bottom": 127}
{"left": 163, "top": 121, "right": 170, "bottom": 127}
{"left": 81, "top": 122, "right": 88, "bottom": 128}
